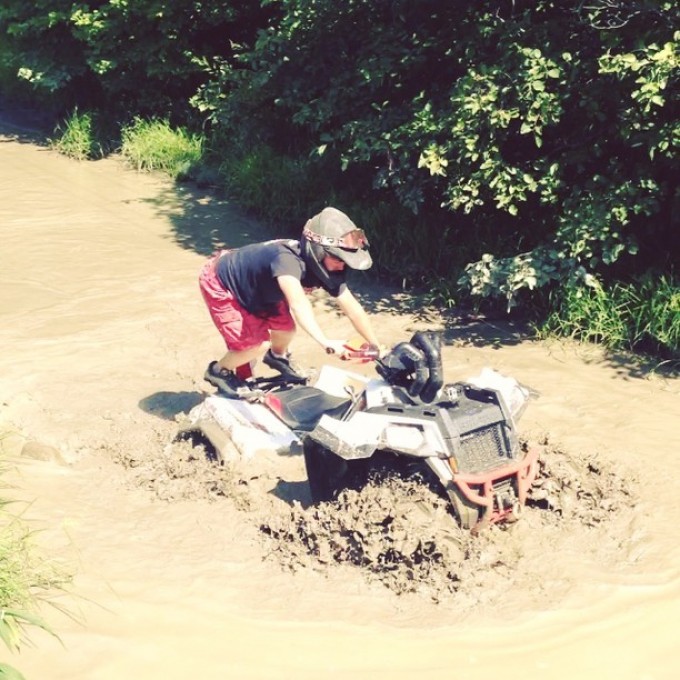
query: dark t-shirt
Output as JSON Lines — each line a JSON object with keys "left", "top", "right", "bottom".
{"left": 215, "top": 239, "right": 347, "bottom": 315}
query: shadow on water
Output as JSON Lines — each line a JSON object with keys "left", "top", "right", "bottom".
{"left": 568, "top": 347, "right": 680, "bottom": 382}
{"left": 139, "top": 390, "right": 205, "bottom": 421}
{"left": 146, "top": 184, "right": 276, "bottom": 256}
{"left": 144, "top": 181, "right": 449, "bottom": 323}
{"left": 0, "top": 120, "right": 51, "bottom": 147}
{"left": 0, "top": 97, "right": 55, "bottom": 145}
{"left": 120, "top": 167, "right": 680, "bottom": 385}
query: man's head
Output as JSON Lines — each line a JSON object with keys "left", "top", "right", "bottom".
{"left": 302, "top": 207, "right": 372, "bottom": 271}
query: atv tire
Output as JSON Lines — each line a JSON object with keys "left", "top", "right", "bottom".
{"left": 447, "top": 483, "right": 481, "bottom": 530}
{"left": 303, "top": 437, "right": 349, "bottom": 504}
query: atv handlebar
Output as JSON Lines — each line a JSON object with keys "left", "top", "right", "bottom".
{"left": 326, "top": 343, "right": 381, "bottom": 362}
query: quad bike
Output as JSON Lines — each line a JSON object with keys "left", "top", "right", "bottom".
{"left": 181, "top": 332, "right": 539, "bottom": 529}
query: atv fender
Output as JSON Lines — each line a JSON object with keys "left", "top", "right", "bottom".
{"left": 180, "top": 395, "right": 299, "bottom": 462}
{"left": 305, "top": 417, "right": 378, "bottom": 461}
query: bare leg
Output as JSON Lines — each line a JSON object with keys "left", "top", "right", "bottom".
{"left": 217, "top": 341, "right": 269, "bottom": 370}
{"left": 269, "top": 329, "right": 296, "bottom": 356}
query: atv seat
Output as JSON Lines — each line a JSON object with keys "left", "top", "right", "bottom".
{"left": 264, "top": 386, "right": 352, "bottom": 432}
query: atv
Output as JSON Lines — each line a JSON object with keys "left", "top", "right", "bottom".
{"left": 182, "top": 332, "right": 539, "bottom": 529}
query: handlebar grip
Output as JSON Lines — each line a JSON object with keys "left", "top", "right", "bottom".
{"left": 341, "top": 345, "right": 380, "bottom": 361}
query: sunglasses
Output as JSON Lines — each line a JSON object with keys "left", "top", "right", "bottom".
{"left": 303, "top": 227, "right": 370, "bottom": 250}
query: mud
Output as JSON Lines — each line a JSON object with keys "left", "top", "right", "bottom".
{"left": 261, "top": 441, "right": 638, "bottom": 601}
{"left": 115, "top": 430, "right": 639, "bottom": 609}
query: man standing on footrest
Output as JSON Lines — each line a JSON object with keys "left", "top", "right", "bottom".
{"left": 199, "top": 206, "right": 381, "bottom": 397}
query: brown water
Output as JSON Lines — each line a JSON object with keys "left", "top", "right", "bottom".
{"left": 1, "top": 120, "right": 679, "bottom": 679}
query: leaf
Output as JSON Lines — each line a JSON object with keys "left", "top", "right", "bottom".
{"left": 0, "top": 663, "right": 27, "bottom": 680}
{"left": 0, "top": 618, "right": 19, "bottom": 652}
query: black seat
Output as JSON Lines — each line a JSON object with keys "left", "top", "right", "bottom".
{"left": 264, "top": 386, "right": 351, "bottom": 431}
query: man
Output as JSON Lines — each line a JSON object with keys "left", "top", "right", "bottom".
{"left": 199, "top": 206, "right": 380, "bottom": 396}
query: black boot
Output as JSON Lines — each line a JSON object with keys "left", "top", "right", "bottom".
{"left": 262, "top": 349, "right": 308, "bottom": 382}
{"left": 204, "top": 361, "right": 248, "bottom": 397}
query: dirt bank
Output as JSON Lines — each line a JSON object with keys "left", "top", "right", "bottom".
{"left": 1, "top": 118, "right": 679, "bottom": 679}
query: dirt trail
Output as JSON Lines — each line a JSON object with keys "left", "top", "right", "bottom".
{"left": 1, "top": 119, "right": 679, "bottom": 679}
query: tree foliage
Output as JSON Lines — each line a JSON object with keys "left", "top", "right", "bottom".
{"left": 209, "top": 0, "right": 678, "bottom": 305}
{"left": 0, "top": 0, "right": 271, "bottom": 120}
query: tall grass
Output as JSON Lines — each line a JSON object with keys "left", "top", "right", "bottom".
{"left": 120, "top": 118, "right": 203, "bottom": 180}
{"left": 0, "top": 463, "right": 70, "bottom": 678}
{"left": 50, "top": 109, "right": 103, "bottom": 161}
{"left": 217, "top": 143, "right": 338, "bottom": 225}
{"left": 538, "top": 273, "right": 680, "bottom": 358}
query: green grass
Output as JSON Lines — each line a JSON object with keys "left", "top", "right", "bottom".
{"left": 50, "top": 109, "right": 103, "bottom": 161}
{"left": 217, "top": 143, "right": 337, "bottom": 224}
{"left": 120, "top": 118, "right": 203, "bottom": 180}
{"left": 538, "top": 273, "right": 680, "bottom": 358}
{"left": 0, "top": 464, "right": 70, "bottom": 678}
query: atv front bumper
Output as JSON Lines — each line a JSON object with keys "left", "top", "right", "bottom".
{"left": 451, "top": 445, "right": 540, "bottom": 526}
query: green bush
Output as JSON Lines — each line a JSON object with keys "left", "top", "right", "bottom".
{"left": 120, "top": 118, "right": 203, "bottom": 180}
{"left": 0, "top": 0, "right": 271, "bottom": 122}
{"left": 208, "top": 1, "right": 678, "bottom": 312}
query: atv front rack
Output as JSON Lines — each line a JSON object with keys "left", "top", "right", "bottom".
{"left": 447, "top": 446, "right": 539, "bottom": 528}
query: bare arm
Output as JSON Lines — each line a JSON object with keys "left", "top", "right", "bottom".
{"left": 335, "top": 288, "right": 380, "bottom": 347}
{"left": 277, "top": 275, "right": 344, "bottom": 351}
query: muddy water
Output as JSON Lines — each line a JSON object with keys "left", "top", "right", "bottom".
{"left": 1, "top": 120, "right": 679, "bottom": 679}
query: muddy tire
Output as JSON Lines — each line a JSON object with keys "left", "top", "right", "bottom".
{"left": 447, "top": 483, "right": 481, "bottom": 530}
{"left": 303, "top": 437, "right": 349, "bottom": 504}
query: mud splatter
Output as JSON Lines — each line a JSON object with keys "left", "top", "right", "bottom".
{"left": 261, "top": 466, "right": 472, "bottom": 600}
{"left": 110, "top": 429, "right": 253, "bottom": 506}
{"left": 111, "top": 427, "right": 641, "bottom": 606}
{"left": 259, "top": 441, "right": 639, "bottom": 602}
{"left": 527, "top": 438, "right": 636, "bottom": 524}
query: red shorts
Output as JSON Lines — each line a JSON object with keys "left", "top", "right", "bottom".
{"left": 198, "top": 251, "right": 295, "bottom": 351}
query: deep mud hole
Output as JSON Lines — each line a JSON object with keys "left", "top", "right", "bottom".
{"left": 115, "top": 433, "right": 638, "bottom": 606}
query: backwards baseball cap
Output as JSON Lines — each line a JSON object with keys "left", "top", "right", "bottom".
{"left": 302, "top": 207, "right": 372, "bottom": 271}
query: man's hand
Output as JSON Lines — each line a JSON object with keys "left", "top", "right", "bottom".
{"left": 324, "top": 339, "right": 349, "bottom": 356}
{"left": 376, "top": 344, "right": 390, "bottom": 359}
